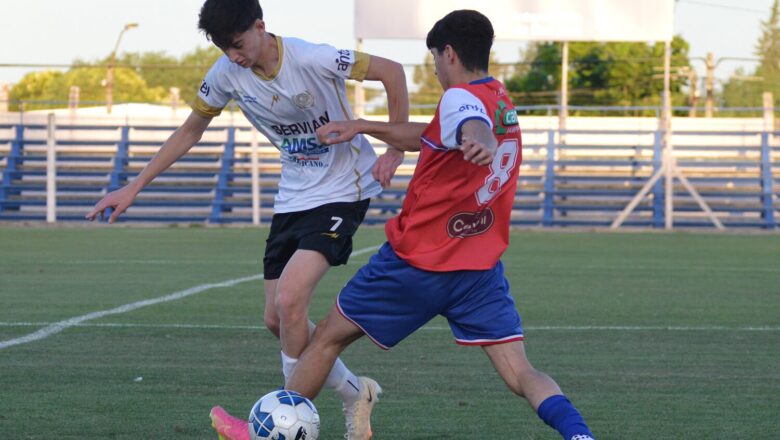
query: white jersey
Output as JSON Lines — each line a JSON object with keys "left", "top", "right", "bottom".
{"left": 192, "top": 36, "right": 381, "bottom": 213}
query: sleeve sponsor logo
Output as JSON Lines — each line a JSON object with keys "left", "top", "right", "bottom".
{"left": 199, "top": 80, "right": 211, "bottom": 97}
{"left": 335, "top": 49, "right": 351, "bottom": 72}
{"left": 458, "top": 104, "right": 486, "bottom": 114}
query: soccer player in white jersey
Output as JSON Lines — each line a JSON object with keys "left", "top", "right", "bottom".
{"left": 86, "top": 1, "right": 408, "bottom": 438}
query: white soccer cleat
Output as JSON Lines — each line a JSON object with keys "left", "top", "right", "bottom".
{"left": 342, "top": 376, "right": 382, "bottom": 440}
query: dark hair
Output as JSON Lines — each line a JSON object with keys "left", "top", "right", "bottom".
{"left": 198, "top": 0, "right": 263, "bottom": 49}
{"left": 425, "top": 10, "right": 494, "bottom": 72}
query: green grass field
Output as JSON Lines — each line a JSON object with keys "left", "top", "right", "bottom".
{"left": 1, "top": 226, "right": 778, "bottom": 439}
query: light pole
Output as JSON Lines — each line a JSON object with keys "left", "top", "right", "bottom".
{"left": 106, "top": 22, "right": 139, "bottom": 114}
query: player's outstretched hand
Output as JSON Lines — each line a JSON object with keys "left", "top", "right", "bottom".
{"left": 459, "top": 136, "right": 494, "bottom": 166}
{"left": 372, "top": 147, "right": 404, "bottom": 188}
{"left": 316, "top": 121, "right": 361, "bottom": 145}
{"left": 85, "top": 185, "right": 139, "bottom": 223}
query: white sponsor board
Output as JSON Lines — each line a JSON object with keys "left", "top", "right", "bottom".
{"left": 355, "top": 0, "right": 673, "bottom": 42}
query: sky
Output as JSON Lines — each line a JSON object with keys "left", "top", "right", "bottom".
{"left": 0, "top": 0, "right": 775, "bottom": 91}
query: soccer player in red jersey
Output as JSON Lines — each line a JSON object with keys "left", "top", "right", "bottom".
{"left": 219, "top": 9, "right": 596, "bottom": 440}
{"left": 286, "top": 10, "right": 597, "bottom": 439}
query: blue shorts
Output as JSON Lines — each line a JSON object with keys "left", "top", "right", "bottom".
{"left": 337, "top": 243, "right": 524, "bottom": 349}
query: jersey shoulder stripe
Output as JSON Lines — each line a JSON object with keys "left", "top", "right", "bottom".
{"left": 350, "top": 52, "right": 370, "bottom": 81}
{"left": 191, "top": 96, "right": 223, "bottom": 118}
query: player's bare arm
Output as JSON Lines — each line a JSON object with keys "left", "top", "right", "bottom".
{"left": 85, "top": 111, "right": 212, "bottom": 223}
{"left": 365, "top": 55, "right": 408, "bottom": 124}
{"left": 458, "top": 119, "right": 497, "bottom": 166}
{"left": 364, "top": 55, "right": 409, "bottom": 187}
{"left": 372, "top": 146, "right": 404, "bottom": 188}
{"left": 317, "top": 120, "right": 427, "bottom": 152}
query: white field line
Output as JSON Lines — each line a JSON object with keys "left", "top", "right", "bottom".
{"left": 0, "top": 244, "right": 381, "bottom": 351}
{"left": 45, "top": 259, "right": 261, "bottom": 265}
{"left": 1, "top": 322, "right": 778, "bottom": 332}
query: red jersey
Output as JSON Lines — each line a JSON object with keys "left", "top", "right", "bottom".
{"left": 385, "top": 77, "right": 522, "bottom": 271}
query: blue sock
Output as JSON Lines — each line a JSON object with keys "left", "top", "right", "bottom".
{"left": 536, "top": 395, "right": 595, "bottom": 440}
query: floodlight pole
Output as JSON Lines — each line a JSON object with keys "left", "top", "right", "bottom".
{"left": 560, "top": 41, "right": 569, "bottom": 143}
{"left": 354, "top": 38, "right": 365, "bottom": 118}
{"left": 662, "top": 39, "right": 673, "bottom": 229}
{"left": 611, "top": 40, "right": 724, "bottom": 230}
{"left": 251, "top": 128, "right": 261, "bottom": 226}
{"left": 106, "top": 23, "right": 138, "bottom": 114}
{"left": 0, "top": 82, "right": 8, "bottom": 113}
{"left": 46, "top": 113, "right": 57, "bottom": 223}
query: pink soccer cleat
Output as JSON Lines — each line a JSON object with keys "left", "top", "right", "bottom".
{"left": 210, "top": 406, "right": 250, "bottom": 440}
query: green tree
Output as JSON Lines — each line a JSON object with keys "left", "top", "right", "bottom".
{"left": 755, "top": 0, "right": 780, "bottom": 106}
{"left": 8, "top": 70, "right": 64, "bottom": 110}
{"left": 411, "top": 53, "right": 440, "bottom": 115}
{"left": 175, "top": 46, "right": 224, "bottom": 103}
{"left": 118, "top": 51, "right": 179, "bottom": 92}
{"left": 504, "top": 37, "right": 691, "bottom": 113}
{"left": 504, "top": 43, "right": 560, "bottom": 106}
{"left": 721, "top": 69, "right": 766, "bottom": 108}
{"left": 723, "top": 0, "right": 780, "bottom": 108}
{"left": 118, "top": 46, "right": 222, "bottom": 104}
{"left": 61, "top": 66, "right": 166, "bottom": 104}
{"left": 7, "top": 46, "right": 223, "bottom": 110}
{"left": 8, "top": 65, "right": 165, "bottom": 111}
{"left": 410, "top": 51, "right": 503, "bottom": 115}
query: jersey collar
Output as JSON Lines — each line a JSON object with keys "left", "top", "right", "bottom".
{"left": 252, "top": 34, "right": 284, "bottom": 81}
{"left": 469, "top": 76, "right": 494, "bottom": 85}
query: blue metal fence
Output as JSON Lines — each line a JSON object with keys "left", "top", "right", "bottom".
{"left": 0, "top": 119, "right": 777, "bottom": 229}
{"left": 210, "top": 126, "right": 236, "bottom": 224}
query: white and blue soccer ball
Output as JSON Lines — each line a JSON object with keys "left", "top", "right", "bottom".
{"left": 248, "top": 390, "right": 320, "bottom": 440}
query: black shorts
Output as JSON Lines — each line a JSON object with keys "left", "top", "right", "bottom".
{"left": 263, "top": 199, "right": 371, "bottom": 280}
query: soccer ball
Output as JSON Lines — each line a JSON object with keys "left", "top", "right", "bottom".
{"left": 248, "top": 390, "right": 320, "bottom": 440}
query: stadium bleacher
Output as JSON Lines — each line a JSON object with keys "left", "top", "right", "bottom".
{"left": 0, "top": 112, "right": 777, "bottom": 229}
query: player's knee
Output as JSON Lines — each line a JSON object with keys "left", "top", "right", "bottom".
{"left": 274, "top": 289, "right": 307, "bottom": 325}
{"left": 263, "top": 313, "right": 281, "bottom": 337}
{"left": 310, "top": 316, "right": 349, "bottom": 353}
